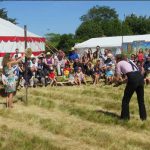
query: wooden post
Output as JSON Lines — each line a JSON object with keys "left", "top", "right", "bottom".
{"left": 24, "top": 25, "right": 28, "bottom": 104}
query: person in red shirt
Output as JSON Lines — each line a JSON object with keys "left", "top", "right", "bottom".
{"left": 48, "top": 68, "right": 57, "bottom": 86}
{"left": 137, "top": 48, "right": 144, "bottom": 63}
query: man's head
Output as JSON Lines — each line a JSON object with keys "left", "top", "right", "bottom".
{"left": 15, "top": 48, "right": 19, "bottom": 54}
{"left": 96, "top": 46, "right": 100, "bottom": 51}
{"left": 32, "top": 57, "right": 36, "bottom": 64}
{"left": 104, "top": 49, "right": 108, "bottom": 55}
{"left": 131, "top": 54, "right": 136, "bottom": 60}
{"left": 115, "top": 54, "right": 125, "bottom": 63}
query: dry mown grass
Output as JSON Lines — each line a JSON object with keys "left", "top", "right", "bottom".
{"left": 0, "top": 84, "right": 150, "bottom": 150}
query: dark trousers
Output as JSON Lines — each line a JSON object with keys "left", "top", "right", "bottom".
{"left": 121, "top": 71, "right": 147, "bottom": 120}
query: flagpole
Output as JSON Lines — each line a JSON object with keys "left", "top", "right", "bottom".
{"left": 121, "top": 14, "right": 125, "bottom": 52}
{"left": 24, "top": 25, "right": 28, "bottom": 104}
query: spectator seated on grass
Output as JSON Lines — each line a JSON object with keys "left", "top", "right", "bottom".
{"left": 33, "top": 58, "right": 47, "bottom": 87}
{"left": 74, "top": 67, "right": 86, "bottom": 86}
{"left": 68, "top": 69, "right": 76, "bottom": 85}
{"left": 73, "top": 58, "right": 83, "bottom": 73}
{"left": 56, "top": 54, "right": 66, "bottom": 76}
{"left": 18, "top": 61, "right": 25, "bottom": 88}
{"left": 92, "top": 60, "right": 102, "bottom": 85}
{"left": 93, "top": 66, "right": 101, "bottom": 85}
{"left": 63, "top": 63, "right": 71, "bottom": 80}
{"left": 29, "top": 57, "right": 38, "bottom": 87}
{"left": 105, "top": 64, "right": 114, "bottom": 85}
{"left": 86, "top": 62, "right": 94, "bottom": 77}
{"left": 48, "top": 67, "right": 57, "bottom": 86}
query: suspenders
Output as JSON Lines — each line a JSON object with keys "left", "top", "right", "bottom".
{"left": 128, "top": 60, "right": 139, "bottom": 71}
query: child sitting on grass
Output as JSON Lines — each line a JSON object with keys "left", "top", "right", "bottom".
{"left": 74, "top": 67, "right": 86, "bottom": 85}
{"left": 93, "top": 66, "right": 101, "bottom": 85}
{"left": 105, "top": 64, "right": 114, "bottom": 84}
{"left": 48, "top": 67, "right": 57, "bottom": 86}
{"left": 68, "top": 69, "right": 76, "bottom": 85}
{"left": 63, "top": 63, "right": 71, "bottom": 80}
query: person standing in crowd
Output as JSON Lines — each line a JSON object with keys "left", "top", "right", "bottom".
{"left": 137, "top": 48, "right": 144, "bottom": 64}
{"left": 44, "top": 52, "right": 54, "bottom": 69}
{"left": 93, "top": 46, "right": 100, "bottom": 60}
{"left": 12, "top": 48, "right": 22, "bottom": 59}
{"left": 68, "top": 47, "right": 79, "bottom": 61}
{"left": 99, "top": 49, "right": 108, "bottom": 63}
{"left": 115, "top": 54, "right": 147, "bottom": 120}
{"left": 2, "top": 53, "right": 25, "bottom": 108}
{"left": 87, "top": 48, "right": 93, "bottom": 61}
{"left": 130, "top": 54, "right": 137, "bottom": 63}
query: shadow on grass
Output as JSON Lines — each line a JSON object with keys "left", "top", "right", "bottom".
{"left": 95, "top": 109, "right": 120, "bottom": 119}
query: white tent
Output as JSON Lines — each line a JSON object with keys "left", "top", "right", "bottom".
{"left": 74, "top": 34, "right": 150, "bottom": 55}
{"left": 0, "top": 18, "right": 45, "bottom": 66}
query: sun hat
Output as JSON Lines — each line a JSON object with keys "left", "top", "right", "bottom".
{"left": 46, "top": 52, "right": 51, "bottom": 55}
{"left": 25, "top": 48, "right": 32, "bottom": 58}
{"left": 69, "top": 47, "right": 75, "bottom": 51}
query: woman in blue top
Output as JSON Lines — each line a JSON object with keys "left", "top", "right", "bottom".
{"left": 2, "top": 53, "right": 25, "bottom": 108}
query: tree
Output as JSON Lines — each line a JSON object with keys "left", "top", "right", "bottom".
{"left": 45, "top": 33, "right": 61, "bottom": 48}
{"left": 75, "top": 20, "right": 103, "bottom": 41}
{"left": 101, "top": 19, "right": 122, "bottom": 36}
{"left": 75, "top": 6, "right": 121, "bottom": 39}
{"left": 80, "top": 5, "right": 118, "bottom": 22}
{"left": 122, "top": 21, "right": 133, "bottom": 35}
{"left": 57, "top": 34, "right": 76, "bottom": 54}
{"left": 125, "top": 14, "right": 150, "bottom": 35}
{"left": 0, "top": 8, "right": 17, "bottom": 24}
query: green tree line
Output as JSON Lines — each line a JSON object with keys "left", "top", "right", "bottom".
{"left": 46, "top": 6, "right": 150, "bottom": 53}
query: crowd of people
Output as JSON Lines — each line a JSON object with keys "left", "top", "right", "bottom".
{"left": 1, "top": 46, "right": 150, "bottom": 109}
{"left": 2, "top": 47, "right": 150, "bottom": 88}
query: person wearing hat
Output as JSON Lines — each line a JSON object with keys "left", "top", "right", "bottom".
{"left": 68, "top": 47, "right": 79, "bottom": 61}
{"left": 115, "top": 54, "right": 147, "bottom": 120}
{"left": 44, "top": 52, "right": 54, "bottom": 69}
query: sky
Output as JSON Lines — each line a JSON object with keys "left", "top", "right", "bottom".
{"left": 0, "top": 1, "right": 150, "bottom": 37}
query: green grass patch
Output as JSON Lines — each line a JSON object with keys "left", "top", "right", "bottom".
{"left": 0, "top": 126, "right": 66, "bottom": 150}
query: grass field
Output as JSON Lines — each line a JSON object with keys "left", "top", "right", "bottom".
{"left": 0, "top": 84, "right": 150, "bottom": 150}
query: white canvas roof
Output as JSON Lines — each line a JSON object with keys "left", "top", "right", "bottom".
{"left": 75, "top": 34, "right": 150, "bottom": 49}
{"left": 0, "top": 18, "right": 40, "bottom": 37}
{"left": 0, "top": 18, "right": 45, "bottom": 68}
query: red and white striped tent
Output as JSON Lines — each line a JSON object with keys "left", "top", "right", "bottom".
{"left": 0, "top": 18, "right": 45, "bottom": 66}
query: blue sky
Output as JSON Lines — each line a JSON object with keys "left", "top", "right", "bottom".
{"left": 0, "top": 1, "right": 150, "bottom": 37}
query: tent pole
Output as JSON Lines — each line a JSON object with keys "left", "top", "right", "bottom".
{"left": 24, "top": 25, "right": 28, "bottom": 105}
{"left": 121, "top": 14, "right": 125, "bottom": 52}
